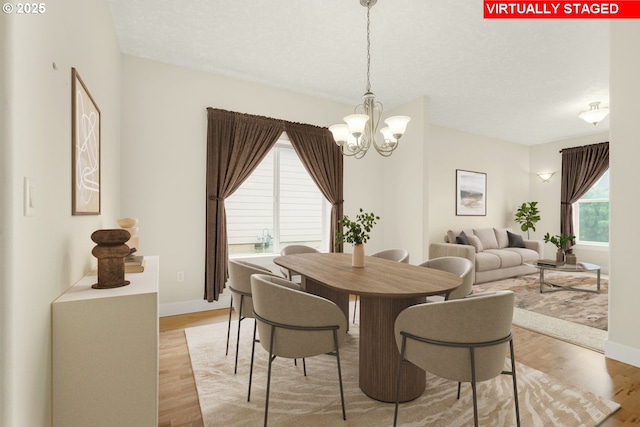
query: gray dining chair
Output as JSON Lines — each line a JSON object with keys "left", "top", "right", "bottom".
{"left": 279, "top": 244, "right": 320, "bottom": 282}
{"left": 249, "top": 273, "right": 347, "bottom": 427}
{"left": 419, "top": 256, "right": 474, "bottom": 301}
{"left": 353, "top": 248, "right": 410, "bottom": 323}
{"left": 393, "top": 290, "right": 520, "bottom": 427}
{"left": 226, "top": 259, "right": 278, "bottom": 374}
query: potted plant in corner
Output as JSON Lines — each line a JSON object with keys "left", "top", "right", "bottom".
{"left": 336, "top": 208, "right": 380, "bottom": 267}
{"left": 543, "top": 232, "right": 576, "bottom": 264}
{"left": 514, "top": 201, "right": 541, "bottom": 239}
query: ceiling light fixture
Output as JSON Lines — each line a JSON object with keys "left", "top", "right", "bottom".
{"left": 329, "top": 0, "right": 410, "bottom": 158}
{"left": 578, "top": 102, "right": 609, "bottom": 126}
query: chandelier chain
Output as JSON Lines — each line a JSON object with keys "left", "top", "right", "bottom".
{"left": 366, "top": 3, "right": 371, "bottom": 93}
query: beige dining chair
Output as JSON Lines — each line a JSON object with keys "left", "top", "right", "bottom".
{"left": 419, "top": 256, "right": 474, "bottom": 301}
{"left": 393, "top": 290, "right": 520, "bottom": 427}
{"left": 352, "top": 248, "right": 410, "bottom": 323}
{"left": 249, "top": 273, "right": 348, "bottom": 427}
{"left": 226, "top": 259, "right": 279, "bottom": 374}
{"left": 279, "top": 244, "right": 320, "bottom": 282}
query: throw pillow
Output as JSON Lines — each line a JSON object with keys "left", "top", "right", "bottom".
{"left": 507, "top": 230, "right": 526, "bottom": 248}
{"left": 467, "top": 235, "right": 484, "bottom": 253}
{"left": 455, "top": 232, "right": 470, "bottom": 245}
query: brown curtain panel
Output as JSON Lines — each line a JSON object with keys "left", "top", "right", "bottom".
{"left": 285, "top": 122, "right": 344, "bottom": 253}
{"left": 205, "top": 108, "right": 283, "bottom": 301}
{"left": 560, "top": 141, "right": 609, "bottom": 242}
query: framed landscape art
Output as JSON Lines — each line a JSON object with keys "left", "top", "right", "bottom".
{"left": 456, "top": 169, "right": 486, "bottom": 216}
{"left": 71, "top": 68, "right": 101, "bottom": 215}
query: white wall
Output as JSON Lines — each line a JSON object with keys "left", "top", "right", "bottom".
{"left": 606, "top": 21, "right": 640, "bottom": 367}
{"left": 380, "top": 97, "right": 429, "bottom": 263}
{"left": 426, "top": 125, "right": 531, "bottom": 247}
{"left": 1, "top": 1, "right": 122, "bottom": 425}
{"left": 529, "top": 131, "right": 610, "bottom": 267}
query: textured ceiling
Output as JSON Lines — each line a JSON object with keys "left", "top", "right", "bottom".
{"left": 108, "top": 0, "right": 610, "bottom": 145}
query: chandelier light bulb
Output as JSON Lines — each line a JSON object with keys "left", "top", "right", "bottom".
{"left": 384, "top": 116, "right": 411, "bottom": 139}
{"left": 379, "top": 127, "right": 397, "bottom": 149}
{"left": 329, "top": 124, "right": 349, "bottom": 146}
{"left": 380, "top": 126, "right": 396, "bottom": 142}
{"left": 344, "top": 114, "right": 370, "bottom": 139}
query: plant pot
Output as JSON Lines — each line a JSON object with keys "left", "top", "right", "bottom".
{"left": 556, "top": 248, "right": 565, "bottom": 265}
{"left": 352, "top": 244, "right": 365, "bottom": 267}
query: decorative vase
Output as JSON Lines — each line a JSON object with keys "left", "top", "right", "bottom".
{"left": 352, "top": 244, "right": 365, "bottom": 267}
{"left": 556, "top": 248, "right": 565, "bottom": 265}
{"left": 566, "top": 253, "right": 577, "bottom": 265}
{"left": 91, "top": 229, "right": 131, "bottom": 289}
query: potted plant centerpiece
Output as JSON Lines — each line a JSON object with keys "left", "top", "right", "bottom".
{"left": 336, "top": 208, "right": 380, "bottom": 267}
{"left": 543, "top": 232, "right": 576, "bottom": 264}
{"left": 514, "top": 201, "right": 541, "bottom": 239}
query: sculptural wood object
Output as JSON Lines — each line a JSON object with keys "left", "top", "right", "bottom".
{"left": 91, "top": 229, "right": 131, "bottom": 289}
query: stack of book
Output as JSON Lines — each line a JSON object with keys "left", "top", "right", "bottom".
{"left": 125, "top": 255, "right": 145, "bottom": 273}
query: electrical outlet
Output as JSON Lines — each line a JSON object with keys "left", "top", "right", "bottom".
{"left": 177, "top": 271, "right": 185, "bottom": 282}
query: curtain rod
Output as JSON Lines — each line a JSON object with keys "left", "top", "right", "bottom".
{"left": 559, "top": 141, "right": 609, "bottom": 154}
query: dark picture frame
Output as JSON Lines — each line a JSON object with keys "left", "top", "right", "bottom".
{"left": 71, "top": 68, "right": 101, "bottom": 215}
{"left": 456, "top": 169, "right": 486, "bottom": 216}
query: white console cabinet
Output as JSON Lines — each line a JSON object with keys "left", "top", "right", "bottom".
{"left": 52, "top": 256, "right": 159, "bottom": 427}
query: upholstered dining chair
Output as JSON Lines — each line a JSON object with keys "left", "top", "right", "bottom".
{"left": 279, "top": 244, "right": 320, "bottom": 282}
{"left": 419, "top": 256, "right": 474, "bottom": 301}
{"left": 249, "top": 273, "right": 348, "bottom": 427}
{"left": 393, "top": 290, "right": 520, "bottom": 427}
{"left": 352, "top": 248, "right": 410, "bottom": 323}
{"left": 226, "top": 259, "right": 278, "bottom": 374}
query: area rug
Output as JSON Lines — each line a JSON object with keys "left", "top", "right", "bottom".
{"left": 475, "top": 272, "right": 607, "bottom": 330}
{"left": 474, "top": 272, "right": 608, "bottom": 351}
{"left": 186, "top": 321, "right": 619, "bottom": 427}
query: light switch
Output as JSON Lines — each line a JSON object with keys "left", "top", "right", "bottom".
{"left": 24, "top": 177, "right": 35, "bottom": 217}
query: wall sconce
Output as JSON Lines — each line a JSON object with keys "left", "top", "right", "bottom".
{"left": 536, "top": 172, "right": 555, "bottom": 182}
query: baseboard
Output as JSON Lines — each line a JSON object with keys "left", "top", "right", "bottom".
{"left": 605, "top": 339, "right": 640, "bottom": 368}
{"left": 159, "top": 295, "right": 231, "bottom": 317}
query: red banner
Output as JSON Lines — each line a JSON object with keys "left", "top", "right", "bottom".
{"left": 484, "top": 1, "right": 640, "bottom": 18}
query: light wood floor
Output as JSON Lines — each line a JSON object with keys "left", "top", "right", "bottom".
{"left": 158, "top": 308, "right": 640, "bottom": 427}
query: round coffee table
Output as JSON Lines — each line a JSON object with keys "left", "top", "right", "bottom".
{"left": 526, "top": 261, "right": 601, "bottom": 293}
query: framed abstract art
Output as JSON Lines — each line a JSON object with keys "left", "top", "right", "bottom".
{"left": 71, "top": 68, "right": 101, "bottom": 215}
{"left": 456, "top": 169, "right": 486, "bottom": 216}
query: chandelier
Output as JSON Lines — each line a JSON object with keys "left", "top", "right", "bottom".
{"left": 579, "top": 101, "right": 609, "bottom": 126}
{"left": 329, "top": 0, "right": 410, "bottom": 159}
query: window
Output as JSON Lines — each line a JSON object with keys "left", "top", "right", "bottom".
{"left": 573, "top": 169, "right": 609, "bottom": 244}
{"left": 226, "top": 139, "right": 329, "bottom": 255}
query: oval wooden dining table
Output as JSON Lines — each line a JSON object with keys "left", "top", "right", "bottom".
{"left": 273, "top": 252, "right": 462, "bottom": 403}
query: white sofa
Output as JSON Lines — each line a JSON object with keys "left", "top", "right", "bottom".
{"left": 428, "top": 227, "right": 543, "bottom": 284}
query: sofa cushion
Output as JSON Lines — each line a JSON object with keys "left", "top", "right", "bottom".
{"left": 467, "top": 235, "right": 484, "bottom": 253}
{"left": 474, "top": 228, "right": 499, "bottom": 250}
{"left": 475, "top": 252, "right": 501, "bottom": 272}
{"left": 503, "top": 247, "right": 540, "bottom": 262}
{"left": 507, "top": 230, "right": 526, "bottom": 248}
{"left": 494, "top": 228, "right": 512, "bottom": 248}
{"left": 484, "top": 249, "right": 522, "bottom": 268}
